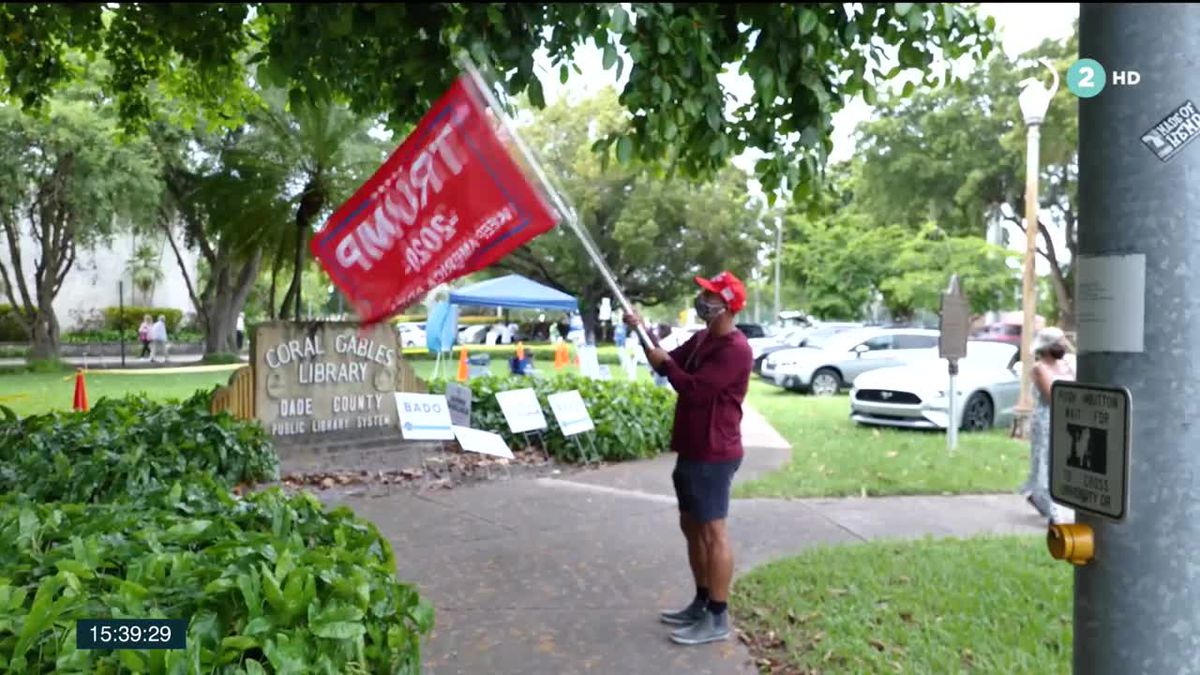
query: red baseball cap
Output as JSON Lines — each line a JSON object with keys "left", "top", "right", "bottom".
{"left": 694, "top": 271, "right": 747, "bottom": 314}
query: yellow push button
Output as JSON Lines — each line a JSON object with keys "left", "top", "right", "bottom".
{"left": 1047, "top": 523, "right": 1095, "bottom": 565}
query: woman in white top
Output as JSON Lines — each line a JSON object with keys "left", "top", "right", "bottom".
{"left": 150, "top": 315, "right": 169, "bottom": 363}
{"left": 1022, "top": 327, "right": 1075, "bottom": 523}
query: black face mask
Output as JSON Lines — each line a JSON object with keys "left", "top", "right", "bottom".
{"left": 694, "top": 296, "right": 725, "bottom": 322}
{"left": 1047, "top": 345, "right": 1066, "bottom": 359}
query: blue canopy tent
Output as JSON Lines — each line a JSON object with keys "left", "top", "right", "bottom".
{"left": 449, "top": 274, "right": 578, "bottom": 312}
{"left": 449, "top": 274, "right": 578, "bottom": 377}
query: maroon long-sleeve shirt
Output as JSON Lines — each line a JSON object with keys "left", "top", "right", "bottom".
{"left": 657, "top": 329, "right": 753, "bottom": 463}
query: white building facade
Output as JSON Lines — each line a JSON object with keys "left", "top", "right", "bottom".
{"left": 1, "top": 227, "right": 201, "bottom": 332}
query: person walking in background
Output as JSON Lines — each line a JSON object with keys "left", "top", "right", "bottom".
{"left": 236, "top": 312, "right": 246, "bottom": 351}
{"left": 1022, "top": 327, "right": 1075, "bottom": 523}
{"left": 150, "top": 315, "right": 169, "bottom": 364}
{"left": 137, "top": 314, "right": 153, "bottom": 360}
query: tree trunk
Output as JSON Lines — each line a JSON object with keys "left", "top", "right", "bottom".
{"left": 282, "top": 182, "right": 325, "bottom": 322}
{"left": 268, "top": 256, "right": 280, "bottom": 321}
{"left": 28, "top": 305, "right": 59, "bottom": 361}
{"left": 580, "top": 288, "right": 604, "bottom": 346}
{"left": 203, "top": 250, "right": 262, "bottom": 355}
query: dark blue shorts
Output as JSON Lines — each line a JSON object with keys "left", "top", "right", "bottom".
{"left": 672, "top": 456, "right": 742, "bottom": 523}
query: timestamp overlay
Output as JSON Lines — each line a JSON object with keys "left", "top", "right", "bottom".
{"left": 76, "top": 619, "right": 187, "bottom": 650}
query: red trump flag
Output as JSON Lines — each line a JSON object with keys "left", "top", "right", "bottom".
{"left": 311, "top": 75, "right": 560, "bottom": 325}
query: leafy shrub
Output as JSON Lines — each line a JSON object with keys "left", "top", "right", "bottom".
{"left": 429, "top": 374, "right": 674, "bottom": 463}
{"left": 103, "top": 307, "right": 184, "bottom": 333}
{"left": 0, "top": 477, "right": 433, "bottom": 674}
{"left": 62, "top": 328, "right": 204, "bottom": 344}
{"left": 0, "top": 345, "right": 27, "bottom": 359}
{"left": 0, "top": 395, "right": 432, "bottom": 673}
{"left": 0, "top": 305, "right": 28, "bottom": 342}
{"left": 0, "top": 391, "right": 278, "bottom": 503}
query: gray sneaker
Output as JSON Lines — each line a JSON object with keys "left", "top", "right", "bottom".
{"left": 670, "top": 610, "right": 730, "bottom": 645}
{"left": 659, "top": 598, "right": 706, "bottom": 626}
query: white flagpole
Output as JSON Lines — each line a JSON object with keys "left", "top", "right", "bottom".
{"left": 456, "top": 55, "right": 661, "bottom": 349}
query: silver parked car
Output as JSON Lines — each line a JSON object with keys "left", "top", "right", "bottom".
{"left": 849, "top": 340, "right": 1021, "bottom": 432}
{"left": 764, "top": 327, "right": 941, "bottom": 396}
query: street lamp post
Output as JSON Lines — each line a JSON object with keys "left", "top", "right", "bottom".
{"left": 1011, "top": 59, "right": 1059, "bottom": 439}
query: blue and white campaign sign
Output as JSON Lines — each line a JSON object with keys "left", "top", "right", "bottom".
{"left": 395, "top": 393, "right": 454, "bottom": 440}
{"left": 547, "top": 390, "right": 595, "bottom": 437}
{"left": 452, "top": 425, "right": 515, "bottom": 459}
{"left": 495, "top": 388, "right": 548, "bottom": 434}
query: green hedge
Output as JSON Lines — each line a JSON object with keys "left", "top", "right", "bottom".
{"left": 62, "top": 328, "right": 205, "bottom": 344}
{"left": 0, "top": 345, "right": 27, "bottom": 359}
{"left": 0, "top": 480, "right": 432, "bottom": 674}
{"left": 428, "top": 374, "right": 674, "bottom": 463}
{"left": 103, "top": 307, "right": 184, "bottom": 332}
{"left": 0, "top": 392, "right": 278, "bottom": 502}
{"left": 0, "top": 393, "right": 432, "bottom": 673}
{"left": 0, "top": 305, "right": 28, "bottom": 342}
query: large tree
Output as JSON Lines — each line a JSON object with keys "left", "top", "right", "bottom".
{"left": 787, "top": 213, "right": 1018, "bottom": 322}
{"left": 153, "top": 90, "right": 381, "bottom": 354}
{"left": 154, "top": 122, "right": 285, "bottom": 356}
{"left": 849, "top": 30, "right": 1078, "bottom": 327}
{"left": 504, "top": 89, "right": 767, "bottom": 339}
{"left": 0, "top": 89, "right": 160, "bottom": 359}
{"left": 0, "top": 3, "right": 995, "bottom": 197}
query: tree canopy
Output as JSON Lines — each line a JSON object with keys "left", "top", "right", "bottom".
{"left": 504, "top": 88, "right": 766, "bottom": 335}
{"left": 0, "top": 3, "right": 995, "bottom": 197}
{"left": 847, "top": 28, "right": 1078, "bottom": 325}
{"left": 0, "top": 81, "right": 161, "bottom": 358}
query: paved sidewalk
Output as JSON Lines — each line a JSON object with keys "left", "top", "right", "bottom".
{"left": 327, "top": 408, "right": 1048, "bottom": 675}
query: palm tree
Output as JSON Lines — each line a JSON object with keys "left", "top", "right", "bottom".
{"left": 126, "top": 241, "right": 164, "bottom": 305}
{"left": 236, "top": 91, "right": 384, "bottom": 321}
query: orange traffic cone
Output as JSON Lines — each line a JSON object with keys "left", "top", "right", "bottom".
{"left": 456, "top": 348, "right": 469, "bottom": 382}
{"left": 72, "top": 368, "right": 89, "bottom": 412}
{"left": 554, "top": 342, "right": 566, "bottom": 370}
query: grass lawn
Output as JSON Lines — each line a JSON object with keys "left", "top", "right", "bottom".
{"left": 0, "top": 358, "right": 654, "bottom": 417}
{"left": 737, "top": 382, "right": 1029, "bottom": 498}
{"left": 0, "top": 369, "right": 238, "bottom": 417}
{"left": 733, "top": 536, "right": 1071, "bottom": 674}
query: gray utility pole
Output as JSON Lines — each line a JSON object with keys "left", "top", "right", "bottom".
{"left": 1075, "top": 5, "right": 1200, "bottom": 673}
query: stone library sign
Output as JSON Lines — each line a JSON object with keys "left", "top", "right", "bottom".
{"left": 254, "top": 322, "right": 402, "bottom": 437}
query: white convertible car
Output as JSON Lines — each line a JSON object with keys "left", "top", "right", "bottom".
{"left": 849, "top": 340, "right": 1021, "bottom": 432}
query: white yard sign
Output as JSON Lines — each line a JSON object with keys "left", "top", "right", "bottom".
{"left": 547, "top": 390, "right": 595, "bottom": 437}
{"left": 495, "top": 388, "right": 548, "bottom": 434}
{"left": 1050, "top": 382, "right": 1132, "bottom": 521}
{"left": 394, "top": 393, "right": 455, "bottom": 441}
{"left": 578, "top": 345, "right": 602, "bottom": 380}
{"left": 452, "top": 425, "right": 515, "bottom": 459}
{"left": 445, "top": 383, "right": 473, "bottom": 428}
